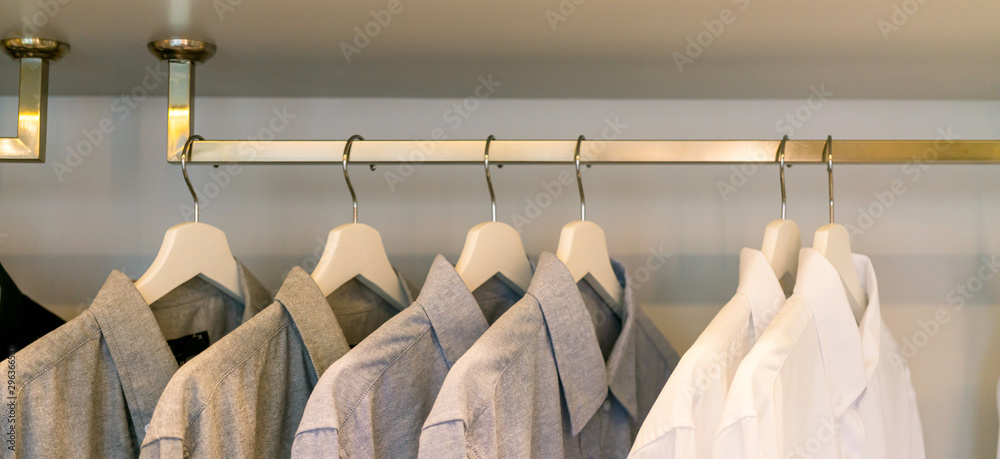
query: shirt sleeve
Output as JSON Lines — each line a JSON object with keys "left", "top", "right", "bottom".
{"left": 291, "top": 428, "right": 340, "bottom": 459}
{"left": 418, "top": 420, "right": 469, "bottom": 459}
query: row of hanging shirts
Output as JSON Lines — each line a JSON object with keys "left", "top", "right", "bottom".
{"left": 1, "top": 134, "right": 642, "bottom": 458}
{"left": 0, "top": 134, "right": 928, "bottom": 458}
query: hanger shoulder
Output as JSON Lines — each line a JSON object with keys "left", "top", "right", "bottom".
{"left": 813, "top": 223, "right": 866, "bottom": 319}
{"left": 556, "top": 220, "right": 623, "bottom": 312}
{"left": 311, "top": 222, "right": 408, "bottom": 309}
{"left": 455, "top": 221, "right": 533, "bottom": 294}
{"left": 135, "top": 222, "right": 243, "bottom": 305}
{"left": 761, "top": 219, "right": 801, "bottom": 295}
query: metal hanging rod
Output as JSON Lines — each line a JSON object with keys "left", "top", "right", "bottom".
{"left": 149, "top": 39, "right": 1000, "bottom": 166}
{"left": 0, "top": 38, "right": 69, "bottom": 162}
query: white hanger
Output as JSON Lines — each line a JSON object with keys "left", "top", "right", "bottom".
{"left": 760, "top": 136, "right": 801, "bottom": 297}
{"left": 310, "top": 135, "right": 409, "bottom": 310}
{"left": 555, "top": 135, "right": 624, "bottom": 317}
{"left": 812, "top": 136, "right": 866, "bottom": 322}
{"left": 455, "top": 135, "right": 533, "bottom": 294}
{"left": 135, "top": 135, "right": 244, "bottom": 305}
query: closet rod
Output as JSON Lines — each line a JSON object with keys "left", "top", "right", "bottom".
{"left": 150, "top": 39, "right": 999, "bottom": 166}
{"left": 0, "top": 38, "right": 69, "bottom": 162}
{"left": 172, "top": 139, "right": 999, "bottom": 165}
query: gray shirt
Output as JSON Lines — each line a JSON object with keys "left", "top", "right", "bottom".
{"left": 2, "top": 262, "right": 271, "bottom": 459}
{"left": 418, "top": 252, "right": 679, "bottom": 459}
{"left": 139, "top": 267, "right": 418, "bottom": 459}
{"left": 292, "top": 254, "right": 523, "bottom": 459}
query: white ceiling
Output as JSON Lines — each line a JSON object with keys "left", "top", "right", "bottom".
{"left": 1, "top": 0, "right": 997, "bottom": 98}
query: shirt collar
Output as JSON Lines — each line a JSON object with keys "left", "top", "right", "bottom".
{"left": 853, "top": 253, "right": 883, "bottom": 381}
{"left": 237, "top": 260, "right": 272, "bottom": 321}
{"left": 86, "top": 260, "right": 271, "bottom": 433}
{"left": 603, "top": 257, "right": 648, "bottom": 423}
{"left": 792, "top": 248, "right": 868, "bottom": 416}
{"left": 87, "top": 270, "right": 181, "bottom": 437}
{"left": 528, "top": 252, "right": 609, "bottom": 436}
{"left": 274, "top": 267, "right": 351, "bottom": 375}
{"left": 417, "top": 254, "right": 490, "bottom": 367}
{"left": 735, "top": 248, "right": 788, "bottom": 341}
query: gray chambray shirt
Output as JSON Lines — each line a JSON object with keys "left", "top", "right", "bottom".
{"left": 418, "top": 252, "right": 679, "bottom": 459}
{"left": 1, "top": 262, "right": 271, "bottom": 459}
{"left": 139, "top": 266, "right": 418, "bottom": 459}
{"left": 291, "top": 254, "right": 524, "bottom": 459}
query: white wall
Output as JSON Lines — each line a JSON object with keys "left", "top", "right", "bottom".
{"left": 1, "top": 95, "right": 998, "bottom": 457}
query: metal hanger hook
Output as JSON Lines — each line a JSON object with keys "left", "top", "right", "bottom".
{"left": 776, "top": 135, "right": 788, "bottom": 220}
{"left": 484, "top": 135, "right": 497, "bottom": 222}
{"left": 343, "top": 135, "right": 364, "bottom": 224}
{"left": 822, "top": 135, "right": 834, "bottom": 224}
{"left": 181, "top": 134, "right": 204, "bottom": 223}
{"left": 574, "top": 135, "right": 586, "bottom": 221}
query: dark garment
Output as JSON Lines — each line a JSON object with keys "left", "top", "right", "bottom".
{"left": 0, "top": 262, "right": 63, "bottom": 357}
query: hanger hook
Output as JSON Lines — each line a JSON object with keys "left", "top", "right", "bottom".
{"left": 343, "top": 135, "right": 363, "bottom": 224}
{"left": 574, "top": 135, "right": 586, "bottom": 221}
{"left": 484, "top": 135, "right": 497, "bottom": 222}
{"left": 822, "top": 135, "right": 834, "bottom": 224}
{"left": 181, "top": 134, "right": 204, "bottom": 223}
{"left": 776, "top": 135, "right": 788, "bottom": 220}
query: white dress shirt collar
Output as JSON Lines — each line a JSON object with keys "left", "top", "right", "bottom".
{"left": 793, "top": 248, "right": 882, "bottom": 415}
{"left": 736, "top": 247, "right": 788, "bottom": 341}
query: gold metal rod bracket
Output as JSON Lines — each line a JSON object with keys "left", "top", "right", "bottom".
{"left": 0, "top": 38, "right": 69, "bottom": 162}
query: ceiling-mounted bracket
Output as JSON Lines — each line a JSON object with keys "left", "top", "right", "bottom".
{"left": 148, "top": 39, "right": 216, "bottom": 162}
{"left": 1, "top": 37, "right": 69, "bottom": 162}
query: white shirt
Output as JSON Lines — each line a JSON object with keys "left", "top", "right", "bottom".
{"left": 629, "top": 248, "right": 786, "bottom": 459}
{"left": 714, "top": 248, "right": 925, "bottom": 459}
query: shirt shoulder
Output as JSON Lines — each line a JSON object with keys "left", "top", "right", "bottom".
{"left": 141, "top": 302, "right": 290, "bottom": 450}
{"left": 10, "top": 310, "right": 103, "bottom": 395}
{"left": 295, "top": 305, "right": 432, "bottom": 436}
{"left": 630, "top": 295, "right": 751, "bottom": 453}
{"left": 715, "top": 295, "right": 813, "bottom": 437}
{"left": 421, "top": 296, "right": 545, "bottom": 433}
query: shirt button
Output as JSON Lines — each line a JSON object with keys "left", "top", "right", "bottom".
{"left": 834, "top": 394, "right": 845, "bottom": 408}
{"left": 602, "top": 401, "right": 611, "bottom": 411}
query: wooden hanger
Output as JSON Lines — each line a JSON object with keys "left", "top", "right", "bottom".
{"left": 135, "top": 135, "right": 243, "bottom": 305}
{"left": 556, "top": 136, "right": 623, "bottom": 317}
{"left": 812, "top": 136, "right": 866, "bottom": 322}
{"left": 310, "top": 135, "right": 409, "bottom": 309}
{"left": 760, "top": 136, "right": 800, "bottom": 296}
{"left": 455, "top": 136, "right": 533, "bottom": 294}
